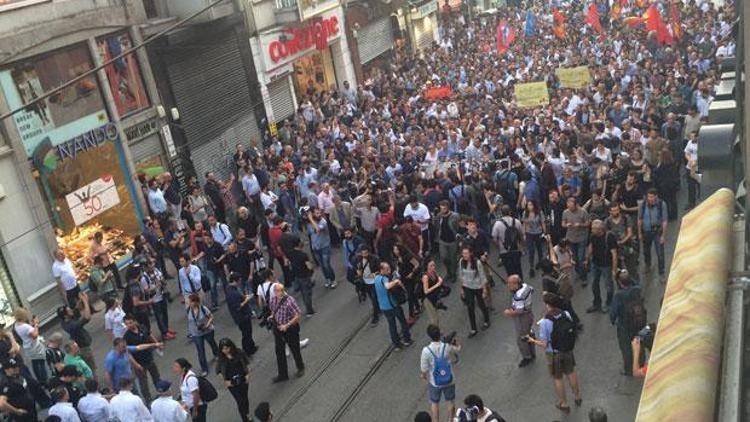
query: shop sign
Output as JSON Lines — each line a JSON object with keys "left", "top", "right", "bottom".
{"left": 65, "top": 175, "right": 121, "bottom": 226}
{"left": 161, "top": 125, "right": 177, "bottom": 157}
{"left": 124, "top": 119, "right": 159, "bottom": 142}
{"left": 412, "top": 0, "right": 438, "bottom": 19}
{"left": 56, "top": 122, "right": 119, "bottom": 161}
{"left": 267, "top": 15, "right": 340, "bottom": 66}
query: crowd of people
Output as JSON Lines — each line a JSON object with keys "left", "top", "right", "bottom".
{"left": 0, "top": 0, "right": 734, "bottom": 420}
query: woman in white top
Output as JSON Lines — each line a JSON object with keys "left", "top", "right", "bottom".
{"left": 173, "top": 358, "right": 206, "bottom": 422}
{"left": 104, "top": 297, "right": 128, "bottom": 340}
{"left": 13, "top": 307, "right": 47, "bottom": 382}
{"left": 187, "top": 186, "right": 211, "bottom": 225}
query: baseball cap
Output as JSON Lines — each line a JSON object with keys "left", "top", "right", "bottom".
{"left": 155, "top": 380, "right": 172, "bottom": 393}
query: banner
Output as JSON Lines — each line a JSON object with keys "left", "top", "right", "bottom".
{"left": 514, "top": 82, "right": 549, "bottom": 108}
{"left": 96, "top": 32, "right": 150, "bottom": 117}
{"left": 556, "top": 66, "right": 592, "bottom": 89}
{"left": 424, "top": 85, "right": 452, "bottom": 100}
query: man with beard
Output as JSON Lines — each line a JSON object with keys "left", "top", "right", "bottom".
{"left": 436, "top": 200, "right": 460, "bottom": 284}
{"left": 545, "top": 190, "right": 566, "bottom": 246}
{"left": 307, "top": 207, "right": 336, "bottom": 289}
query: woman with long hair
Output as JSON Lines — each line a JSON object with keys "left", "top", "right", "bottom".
{"left": 458, "top": 247, "right": 490, "bottom": 337}
{"left": 186, "top": 294, "right": 220, "bottom": 376}
{"left": 103, "top": 297, "right": 127, "bottom": 340}
{"left": 216, "top": 338, "right": 252, "bottom": 422}
{"left": 421, "top": 260, "right": 445, "bottom": 327}
{"left": 392, "top": 244, "right": 421, "bottom": 323}
{"left": 522, "top": 201, "right": 546, "bottom": 278}
{"left": 13, "top": 308, "right": 46, "bottom": 382}
{"left": 173, "top": 358, "right": 207, "bottom": 421}
{"left": 653, "top": 148, "right": 680, "bottom": 220}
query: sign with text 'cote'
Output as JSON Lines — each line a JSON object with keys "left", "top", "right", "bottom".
{"left": 65, "top": 175, "right": 121, "bottom": 226}
{"left": 262, "top": 9, "right": 342, "bottom": 70}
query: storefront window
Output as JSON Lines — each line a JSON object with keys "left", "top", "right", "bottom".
{"left": 0, "top": 44, "right": 138, "bottom": 279}
{"left": 96, "top": 32, "right": 150, "bottom": 117}
{"left": 293, "top": 49, "right": 335, "bottom": 98}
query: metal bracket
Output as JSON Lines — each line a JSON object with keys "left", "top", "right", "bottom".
{"left": 728, "top": 276, "right": 750, "bottom": 290}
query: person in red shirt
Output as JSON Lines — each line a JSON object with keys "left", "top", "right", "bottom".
{"left": 398, "top": 216, "right": 423, "bottom": 261}
{"left": 268, "top": 216, "right": 292, "bottom": 288}
{"left": 375, "top": 192, "right": 397, "bottom": 263}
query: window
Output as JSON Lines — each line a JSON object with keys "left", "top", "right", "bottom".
{"left": 96, "top": 32, "right": 150, "bottom": 117}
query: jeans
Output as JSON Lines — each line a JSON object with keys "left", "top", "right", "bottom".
{"left": 229, "top": 382, "right": 250, "bottom": 422}
{"left": 686, "top": 173, "right": 700, "bottom": 208}
{"left": 296, "top": 277, "right": 315, "bottom": 315}
{"left": 438, "top": 241, "right": 458, "bottom": 284}
{"left": 312, "top": 246, "right": 335, "bottom": 282}
{"left": 153, "top": 300, "right": 169, "bottom": 338}
{"left": 590, "top": 264, "right": 613, "bottom": 308}
{"left": 273, "top": 324, "right": 304, "bottom": 378}
{"left": 569, "top": 240, "right": 587, "bottom": 280}
{"left": 526, "top": 232, "right": 544, "bottom": 270}
{"left": 463, "top": 286, "right": 489, "bottom": 332}
{"left": 205, "top": 270, "right": 222, "bottom": 308}
{"left": 237, "top": 317, "right": 257, "bottom": 355}
{"left": 365, "top": 283, "right": 380, "bottom": 321}
{"left": 383, "top": 307, "right": 411, "bottom": 347}
{"left": 193, "top": 331, "right": 219, "bottom": 373}
{"left": 642, "top": 231, "right": 665, "bottom": 274}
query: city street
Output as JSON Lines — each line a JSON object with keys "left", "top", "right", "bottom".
{"left": 42, "top": 211, "right": 680, "bottom": 422}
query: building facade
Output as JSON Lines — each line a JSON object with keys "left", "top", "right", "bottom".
{"left": 0, "top": 0, "right": 167, "bottom": 321}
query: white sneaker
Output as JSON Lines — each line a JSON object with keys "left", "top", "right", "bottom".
{"left": 300, "top": 338, "right": 310, "bottom": 348}
{"left": 285, "top": 346, "right": 290, "bottom": 357}
{"left": 329, "top": 282, "right": 338, "bottom": 289}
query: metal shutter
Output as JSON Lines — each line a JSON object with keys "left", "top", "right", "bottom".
{"left": 357, "top": 18, "right": 393, "bottom": 64}
{"left": 129, "top": 134, "right": 163, "bottom": 164}
{"left": 268, "top": 78, "right": 296, "bottom": 122}
{"left": 164, "top": 29, "right": 261, "bottom": 149}
{"left": 414, "top": 18, "right": 434, "bottom": 52}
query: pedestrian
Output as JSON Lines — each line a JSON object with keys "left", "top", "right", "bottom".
{"left": 88, "top": 231, "right": 124, "bottom": 289}
{"left": 104, "top": 297, "right": 128, "bottom": 341}
{"left": 254, "top": 402, "right": 272, "bottom": 422}
{"left": 268, "top": 283, "right": 305, "bottom": 383}
{"left": 142, "top": 259, "right": 176, "bottom": 341}
{"left": 173, "top": 358, "right": 207, "bottom": 422}
{"left": 561, "top": 196, "right": 590, "bottom": 286}
{"left": 458, "top": 247, "right": 490, "bottom": 337}
{"left": 185, "top": 294, "right": 220, "bottom": 376}
{"left": 455, "top": 394, "right": 506, "bottom": 422}
{"left": 47, "top": 386, "right": 80, "bottom": 422}
{"left": 605, "top": 202, "right": 639, "bottom": 281}
{"left": 52, "top": 249, "right": 80, "bottom": 308}
{"left": 503, "top": 275, "right": 536, "bottom": 368}
{"left": 341, "top": 227, "right": 362, "bottom": 294}
{"left": 419, "top": 324, "right": 460, "bottom": 422}
{"left": 287, "top": 237, "right": 316, "bottom": 317}
{"left": 527, "top": 293, "right": 582, "bottom": 413}
{"left": 374, "top": 262, "right": 413, "bottom": 351}
{"left": 436, "top": 200, "right": 460, "bottom": 284}
{"left": 54, "top": 365, "right": 85, "bottom": 407}
{"left": 492, "top": 205, "right": 524, "bottom": 279}
{"left": 102, "top": 338, "right": 141, "bottom": 394}
{"left": 609, "top": 269, "right": 645, "bottom": 377}
{"left": 521, "top": 201, "right": 546, "bottom": 277}
{"left": 58, "top": 294, "right": 95, "bottom": 377}
{"left": 216, "top": 338, "right": 252, "bottom": 422}
{"left": 225, "top": 273, "right": 259, "bottom": 356}
{"left": 637, "top": 188, "right": 668, "bottom": 282}
{"left": 88, "top": 255, "right": 117, "bottom": 302}
{"left": 77, "top": 379, "right": 113, "bottom": 422}
{"left": 62, "top": 342, "right": 93, "bottom": 382}
{"left": 123, "top": 265, "right": 152, "bottom": 335}
{"left": 355, "top": 247, "right": 381, "bottom": 325}
{"left": 307, "top": 206, "right": 337, "bottom": 288}
{"left": 585, "top": 220, "right": 618, "bottom": 313}
{"left": 123, "top": 315, "right": 164, "bottom": 404}
{"left": 150, "top": 380, "right": 189, "bottom": 422}
{"left": 45, "top": 332, "right": 66, "bottom": 379}
{"left": 421, "top": 260, "right": 446, "bottom": 327}
{"left": 0, "top": 357, "right": 38, "bottom": 421}
{"left": 392, "top": 243, "right": 421, "bottom": 323}
{"left": 177, "top": 254, "right": 203, "bottom": 306}
{"left": 461, "top": 218, "right": 495, "bottom": 306}
{"left": 110, "top": 378, "right": 154, "bottom": 422}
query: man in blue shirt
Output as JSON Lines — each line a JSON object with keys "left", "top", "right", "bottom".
{"left": 178, "top": 254, "right": 203, "bottom": 305}
{"left": 374, "top": 262, "right": 412, "bottom": 351}
{"left": 637, "top": 189, "right": 669, "bottom": 281}
{"left": 103, "top": 338, "right": 139, "bottom": 394}
{"left": 307, "top": 207, "right": 336, "bottom": 288}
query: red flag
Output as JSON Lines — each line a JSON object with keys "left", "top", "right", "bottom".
{"left": 643, "top": 4, "right": 673, "bottom": 44}
{"left": 424, "top": 85, "right": 452, "bottom": 100}
{"left": 553, "top": 8, "right": 566, "bottom": 39}
{"left": 670, "top": 1, "right": 682, "bottom": 40}
{"left": 623, "top": 16, "right": 644, "bottom": 27}
{"left": 586, "top": 4, "right": 604, "bottom": 35}
{"left": 496, "top": 20, "right": 516, "bottom": 54}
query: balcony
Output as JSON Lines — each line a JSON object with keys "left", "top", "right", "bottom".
{"left": 274, "top": 0, "right": 301, "bottom": 24}
{"left": 161, "top": 0, "right": 235, "bottom": 23}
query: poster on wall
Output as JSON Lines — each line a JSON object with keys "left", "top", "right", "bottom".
{"left": 0, "top": 43, "right": 108, "bottom": 157}
{"left": 96, "top": 32, "right": 150, "bottom": 117}
{"left": 65, "top": 175, "right": 121, "bottom": 226}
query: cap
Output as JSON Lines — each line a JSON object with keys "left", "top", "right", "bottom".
{"left": 155, "top": 380, "right": 172, "bottom": 393}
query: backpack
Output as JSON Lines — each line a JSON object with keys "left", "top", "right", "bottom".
{"left": 427, "top": 343, "right": 453, "bottom": 386}
{"left": 121, "top": 284, "right": 134, "bottom": 314}
{"left": 455, "top": 185, "right": 472, "bottom": 216}
{"left": 624, "top": 291, "right": 648, "bottom": 337}
{"left": 546, "top": 311, "right": 577, "bottom": 352}
{"left": 495, "top": 170, "right": 517, "bottom": 205}
{"left": 188, "top": 373, "right": 218, "bottom": 402}
{"left": 500, "top": 219, "right": 521, "bottom": 252}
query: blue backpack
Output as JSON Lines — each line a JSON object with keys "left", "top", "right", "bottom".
{"left": 428, "top": 344, "right": 453, "bottom": 386}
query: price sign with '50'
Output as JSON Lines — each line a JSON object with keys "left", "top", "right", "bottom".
{"left": 65, "top": 175, "right": 121, "bottom": 226}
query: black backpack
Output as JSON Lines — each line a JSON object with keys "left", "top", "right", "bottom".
{"left": 624, "top": 292, "right": 648, "bottom": 337}
{"left": 455, "top": 185, "right": 472, "bottom": 216}
{"left": 546, "top": 311, "right": 577, "bottom": 352}
{"left": 501, "top": 219, "right": 521, "bottom": 252}
{"left": 189, "top": 373, "right": 218, "bottom": 402}
{"left": 495, "top": 171, "right": 516, "bottom": 205}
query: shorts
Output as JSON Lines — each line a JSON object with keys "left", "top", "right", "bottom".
{"left": 546, "top": 351, "right": 576, "bottom": 379}
{"left": 428, "top": 383, "right": 456, "bottom": 404}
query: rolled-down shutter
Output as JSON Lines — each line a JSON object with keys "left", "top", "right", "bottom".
{"left": 268, "top": 77, "right": 296, "bottom": 122}
{"left": 129, "top": 134, "right": 163, "bottom": 164}
{"left": 414, "top": 18, "right": 434, "bottom": 51}
{"left": 357, "top": 18, "right": 393, "bottom": 64}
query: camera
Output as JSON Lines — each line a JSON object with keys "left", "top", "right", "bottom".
{"left": 442, "top": 331, "right": 457, "bottom": 345}
{"left": 231, "top": 374, "right": 244, "bottom": 386}
{"left": 522, "top": 329, "right": 536, "bottom": 343}
{"left": 456, "top": 406, "right": 481, "bottom": 422}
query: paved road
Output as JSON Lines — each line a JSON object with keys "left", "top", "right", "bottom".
{"left": 42, "top": 207, "right": 682, "bottom": 422}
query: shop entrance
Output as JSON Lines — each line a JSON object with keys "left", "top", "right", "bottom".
{"left": 292, "top": 49, "right": 336, "bottom": 99}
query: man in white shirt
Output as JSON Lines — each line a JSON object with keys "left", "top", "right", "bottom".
{"left": 178, "top": 254, "right": 203, "bottom": 305}
{"left": 52, "top": 249, "right": 80, "bottom": 308}
{"left": 77, "top": 379, "right": 112, "bottom": 422}
{"left": 111, "top": 377, "right": 154, "bottom": 422}
{"left": 151, "top": 380, "right": 189, "bottom": 422}
{"left": 48, "top": 386, "right": 81, "bottom": 422}
{"left": 241, "top": 169, "right": 261, "bottom": 202}
{"left": 207, "top": 215, "right": 233, "bottom": 250}
{"left": 502, "top": 275, "right": 536, "bottom": 368}
{"left": 403, "top": 196, "right": 431, "bottom": 255}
